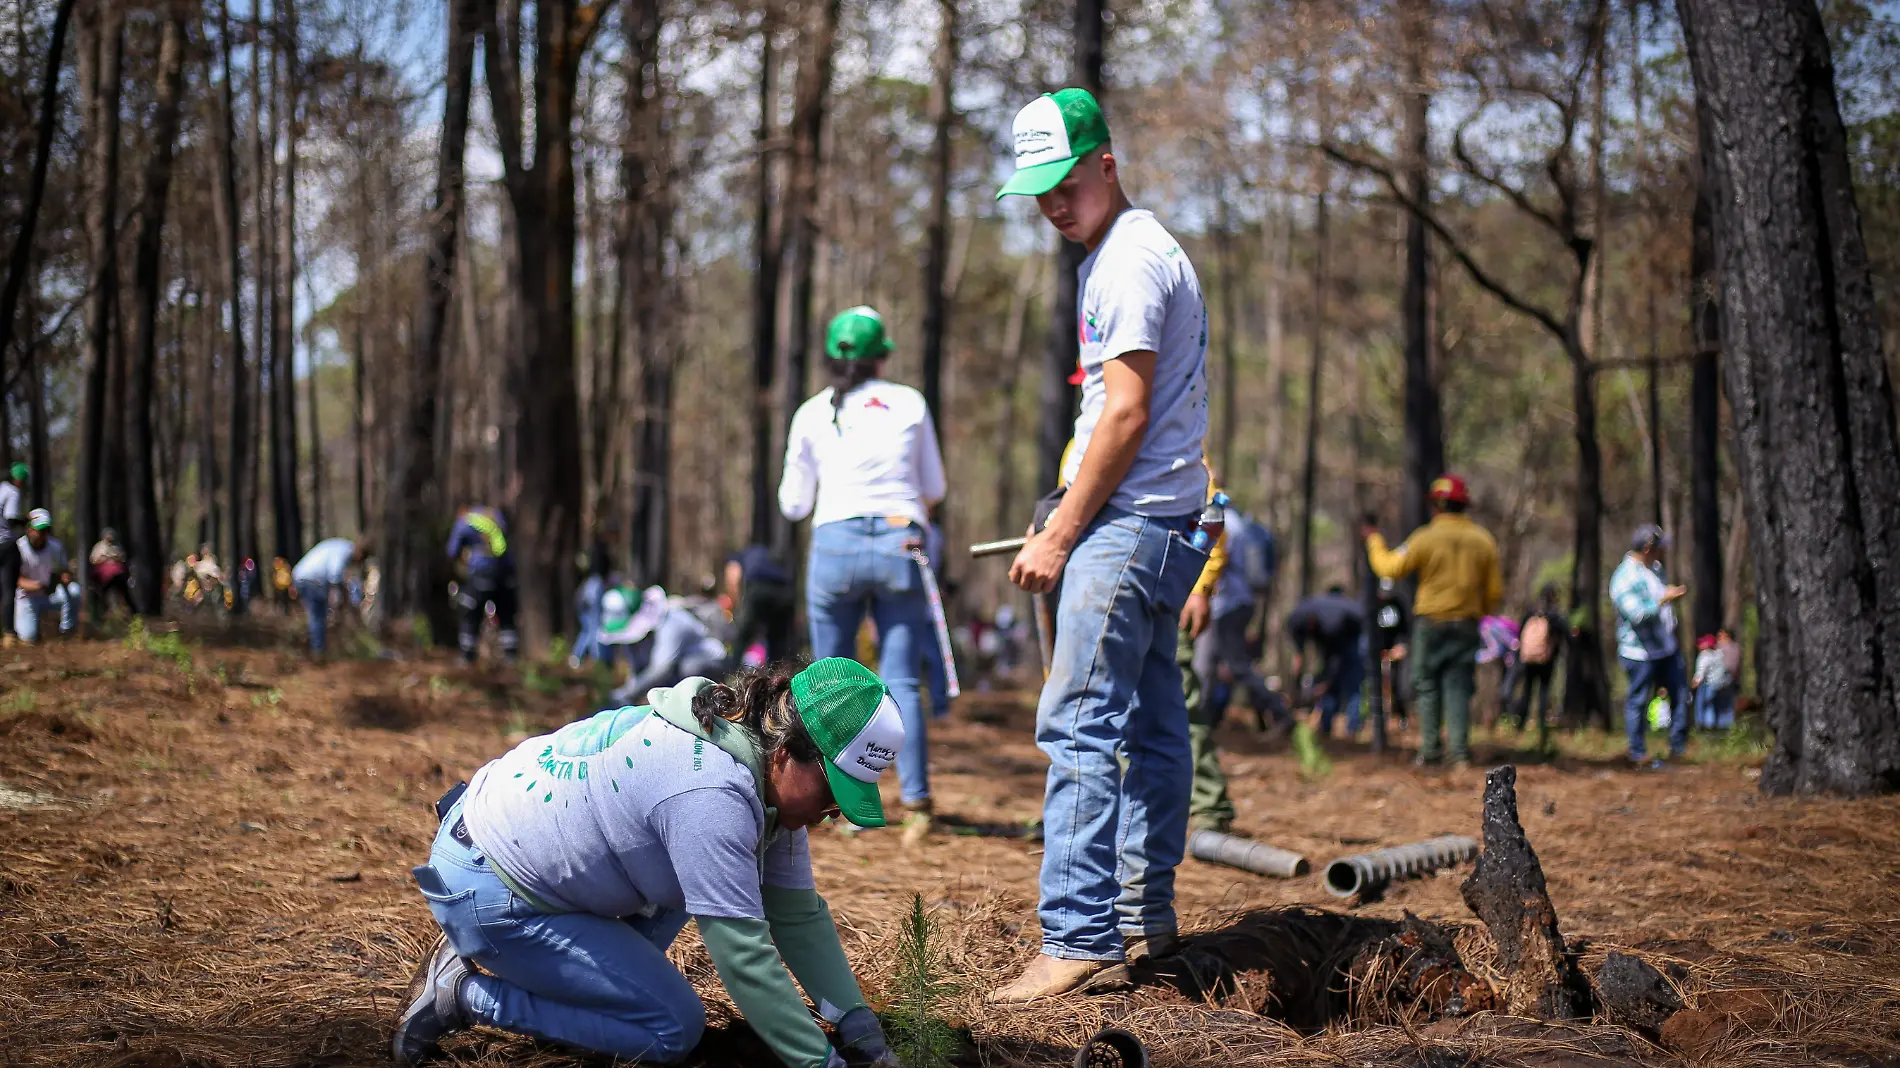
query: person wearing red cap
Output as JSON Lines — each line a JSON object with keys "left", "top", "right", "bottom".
{"left": 1362, "top": 475, "right": 1503, "bottom": 767}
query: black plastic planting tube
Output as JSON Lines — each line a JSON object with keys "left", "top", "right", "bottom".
{"left": 1321, "top": 835, "right": 1479, "bottom": 898}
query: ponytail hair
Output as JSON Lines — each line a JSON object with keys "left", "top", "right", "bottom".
{"left": 828, "top": 359, "right": 882, "bottom": 429}
{"left": 690, "top": 663, "right": 824, "bottom": 765}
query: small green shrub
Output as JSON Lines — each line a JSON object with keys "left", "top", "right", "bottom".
{"left": 1293, "top": 722, "right": 1334, "bottom": 780}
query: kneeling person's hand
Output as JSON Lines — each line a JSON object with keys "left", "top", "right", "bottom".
{"left": 838, "top": 1006, "right": 903, "bottom": 1067}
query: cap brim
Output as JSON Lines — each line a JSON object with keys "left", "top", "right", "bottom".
{"left": 995, "top": 156, "right": 1079, "bottom": 200}
{"left": 823, "top": 762, "right": 887, "bottom": 828}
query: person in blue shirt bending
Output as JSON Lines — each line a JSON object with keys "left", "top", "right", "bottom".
{"left": 448, "top": 505, "right": 518, "bottom": 664}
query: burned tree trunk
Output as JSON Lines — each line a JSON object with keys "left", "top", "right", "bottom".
{"left": 385, "top": 0, "right": 477, "bottom": 633}
{"left": 919, "top": 0, "right": 955, "bottom": 428}
{"left": 1460, "top": 766, "right": 1589, "bottom": 1019}
{"left": 1036, "top": 0, "right": 1104, "bottom": 496}
{"left": 749, "top": 9, "right": 782, "bottom": 550}
{"left": 0, "top": 0, "right": 75, "bottom": 377}
{"left": 213, "top": 0, "right": 252, "bottom": 594}
{"left": 484, "top": 0, "right": 605, "bottom": 650}
{"left": 76, "top": 3, "right": 124, "bottom": 609}
{"left": 1678, "top": 0, "right": 1900, "bottom": 796}
{"left": 124, "top": 8, "right": 189, "bottom": 616}
{"left": 1689, "top": 161, "right": 1723, "bottom": 640}
{"left": 1398, "top": 0, "right": 1443, "bottom": 538}
{"left": 273, "top": 0, "right": 304, "bottom": 556}
{"left": 775, "top": 0, "right": 841, "bottom": 555}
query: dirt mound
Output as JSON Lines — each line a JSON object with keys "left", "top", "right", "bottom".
{"left": 342, "top": 694, "right": 421, "bottom": 731}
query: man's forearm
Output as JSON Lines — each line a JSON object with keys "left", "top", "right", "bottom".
{"left": 1047, "top": 406, "right": 1146, "bottom": 550}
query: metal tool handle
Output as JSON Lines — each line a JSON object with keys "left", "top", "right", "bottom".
{"left": 969, "top": 536, "right": 1028, "bottom": 558}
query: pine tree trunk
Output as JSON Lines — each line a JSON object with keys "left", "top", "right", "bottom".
{"left": 1037, "top": 0, "right": 1104, "bottom": 495}
{"left": 776, "top": 0, "right": 841, "bottom": 556}
{"left": 919, "top": 0, "right": 955, "bottom": 427}
{"left": 387, "top": 0, "right": 476, "bottom": 633}
{"left": 1298, "top": 190, "right": 1326, "bottom": 599}
{"left": 1689, "top": 159, "right": 1723, "bottom": 639}
{"left": 273, "top": 0, "right": 303, "bottom": 556}
{"left": 1399, "top": 0, "right": 1444, "bottom": 537}
{"left": 624, "top": 0, "right": 669, "bottom": 585}
{"left": 213, "top": 0, "right": 252, "bottom": 597}
{"left": 76, "top": 4, "right": 123, "bottom": 609}
{"left": 124, "top": 8, "right": 187, "bottom": 616}
{"left": 749, "top": 11, "right": 781, "bottom": 549}
{"left": 1678, "top": 0, "right": 1900, "bottom": 796}
{"left": 0, "top": 0, "right": 74, "bottom": 378}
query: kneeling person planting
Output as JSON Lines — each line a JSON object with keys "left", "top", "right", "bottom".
{"left": 394, "top": 659, "right": 906, "bottom": 1068}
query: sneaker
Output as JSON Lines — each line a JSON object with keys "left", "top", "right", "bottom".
{"left": 391, "top": 934, "right": 470, "bottom": 1065}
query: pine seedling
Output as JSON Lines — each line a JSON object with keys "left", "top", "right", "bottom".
{"left": 1293, "top": 722, "right": 1334, "bottom": 780}
{"left": 886, "top": 893, "right": 960, "bottom": 1068}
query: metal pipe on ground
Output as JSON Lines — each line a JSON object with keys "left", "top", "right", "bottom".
{"left": 1188, "top": 828, "right": 1310, "bottom": 878}
{"left": 1074, "top": 1027, "right": 1148, "bottom": 1068}
{"left": 1322, "top": 835, "right": 1478, "bottom": 899}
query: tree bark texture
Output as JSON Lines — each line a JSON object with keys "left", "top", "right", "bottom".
{"left": 124, "top": 8, "right": 188, "bottom": 615}
{"left": 273, "top": 0, "right": 304, "bottom": 557}
{"left": 0, "top": 0, "right": 75, "bottom": 382}
{"left": 749, "top": 12, "right": 781, "bottom": 550}
{"left": 775, "top": 0, "right": 840, "bottom": 555}
{"left": 1689, "top": 160, "right": 1723, "bottom": 639}
{"left": 386, "top": 0, "right": 476, "bottom": 633}
{"left": 1460, "top": 765, "right": 1589, "bottom": 1019}
{"left": 213, "top": 0, "right": 253, "bottom": 588}
{"left": 484, "top": 0, "right": 606, "bottom": 651}
{"left": 1036, "top": 0, "right": 1104, "bottom": 497}
{"left": 1678, "top": 0, "right": 1900, "bottom": 796}
{"left": 76, "top": 3, "right": 123, "bottom": 608}
{"left": 1400, "top": 1, "right": 1443, "bottom": 539}
{"left": 919, "top": 0, "right": 955, "bottom": 426}
{"left": 1298, "top": 191, "right": 1326, "bottom": 599}
{"left": 623, "top": 0, "right": 670, "bottom": 586}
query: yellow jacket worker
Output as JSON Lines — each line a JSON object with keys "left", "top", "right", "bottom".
{"left": 1362, "top": 475, "right": 1502, "bottom": 767}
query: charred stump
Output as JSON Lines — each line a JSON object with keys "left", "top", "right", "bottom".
{"left": 1347, "top": 912, "right": 1499, "bottom": 1022}
{"left": 1592, "top": 951, "right": 1682, "bottom": 1037}
{"left": 1459, "top": 765, "right": 1590, "bottom": 1018}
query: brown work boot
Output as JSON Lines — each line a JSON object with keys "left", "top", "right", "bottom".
{"left": 1080, "top": 930, "right": 1181, "bottom": 993}
{"left": 986, "top": 953, "right": 1113, "bottom": 1004}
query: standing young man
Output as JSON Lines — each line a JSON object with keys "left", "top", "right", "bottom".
{"left": 993, "top": 88, "right": 1211, "bottom": 1002}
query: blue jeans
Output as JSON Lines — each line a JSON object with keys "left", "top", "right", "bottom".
{"left": 14, "top": 584, "right": 80, "bottom": 642}
{"left": 1035, "top": 507, "right": 1205, "bottom": 960}
{"left": 572, "top": 575, "right": 605, "bottom": 665}
{"left": 1622, "top": 653, "right": 1689, "bottom": 759}
{"left": 414, "top": 802, "right": 704, "bottom": 1062}
{"left": 297, "top": 579, "right": 331, "bottom": 653}
{"left": 1314, "top": 641, "right": 1366, "bottom": 737}
{"left": 1695, "top": 684, "right": 1735, "bottom": 729}
{"left": 807, "top": 518, "right": 931, "bottom": 805}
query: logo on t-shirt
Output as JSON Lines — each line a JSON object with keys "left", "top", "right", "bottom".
{"left": 864, "top": 396, "right": 889, "bottom": 411}
{"left": 1079, "top": 311, "right": 1101, "bottom": 345}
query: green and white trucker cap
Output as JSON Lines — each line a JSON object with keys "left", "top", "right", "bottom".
{"left": 824, "top": 306, "right": 893, "bottom": 362}
{"left": 790, "top": 657, "right": 905, "bottom": 828}
{"left": 996, "top": 87, "right": 1111, "bottom": 200}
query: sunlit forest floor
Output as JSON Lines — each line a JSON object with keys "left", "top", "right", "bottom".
{"left": 0, "top": 618, "right": 1895, "bottom": 1067}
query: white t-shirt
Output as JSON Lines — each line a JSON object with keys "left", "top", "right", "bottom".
{"left": 1063, "top": 208, "right": 1210, "bottom": 515}
{"left": 0, "top": 483, "right": 21, "bottom": 543}
{"left": 292, "top": 537, "right": 355, "bottom": 585}
{"left": 779, "top": 378, "right": 947, "bottom": 530}
{"left": 464, "top": 705, "right": 813, "bottom": 919}
{"left": 16, "top": 536, "right": 68, "bottom": 600}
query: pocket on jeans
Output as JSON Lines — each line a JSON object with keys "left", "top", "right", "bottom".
{"left": 419, "top": 885, "right": 499, "bottom": 960}
{"left": 1158, "top": 530, "right": 1209, "bottom": 613}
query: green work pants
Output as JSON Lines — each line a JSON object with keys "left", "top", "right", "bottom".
{"left": 1181, "top": 624, "right": 1235, "bottom": 831}
{"left": 1412, "top": 617, "right": 1482, "bottom": 763}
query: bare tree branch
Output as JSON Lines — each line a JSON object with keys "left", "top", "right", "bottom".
{"left": 1323, "top": 140, "right": 1570, "bottom": 343}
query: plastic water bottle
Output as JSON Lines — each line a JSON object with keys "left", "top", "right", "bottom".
{"left": 1191, "top": 491, "right": 1230, "bottom": 550}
